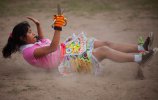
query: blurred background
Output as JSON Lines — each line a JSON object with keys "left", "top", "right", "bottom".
{"left": 0, "top": 0, "right": 158, "bottom": 17}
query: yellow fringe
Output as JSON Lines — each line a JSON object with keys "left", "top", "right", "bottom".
{"left": 70, "top": 58, "right": 92, "bottom": 73}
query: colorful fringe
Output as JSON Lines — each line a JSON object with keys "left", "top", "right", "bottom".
{"left": 58, "top": 33, "right": 95, "bottom": 75}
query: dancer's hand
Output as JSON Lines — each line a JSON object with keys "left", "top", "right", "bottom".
{"left": 26, "top": 16, "right": 40, "bottom": 25}
{"left": 53, "top": 15, "right": 67, "bottom": 31}
{"left": 27, "top": 16, "right": 44, "bottom": 39}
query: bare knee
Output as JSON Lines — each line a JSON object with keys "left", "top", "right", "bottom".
{"left": 97, "top": 40, "right": 112, "bottom": 47}
{"left": 94, "top": 40, "right": 112, "bottom": 48}
{"left": 103, "top": 41, "right": 112, "bottom": 47}
{"left": 92, "top": 46, "right": 110, "bottom": 61}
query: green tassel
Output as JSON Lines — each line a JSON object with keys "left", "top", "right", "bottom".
{"left": 138, "top": 36, "right": 144, "bottom": 45}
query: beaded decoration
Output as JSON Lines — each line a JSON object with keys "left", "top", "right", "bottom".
{"left": 58, "top": 33, "right": 94, "bottom": 75}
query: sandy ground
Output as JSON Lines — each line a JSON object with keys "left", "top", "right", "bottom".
{"left": 0, "top": 3, "right": 158, "bottom": 100}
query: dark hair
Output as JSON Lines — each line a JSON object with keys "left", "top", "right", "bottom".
{"left": 2, "top": 21, "right": 30, "bottom": 58}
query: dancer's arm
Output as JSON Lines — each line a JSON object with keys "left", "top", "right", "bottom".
{"left": 33, "top": 15, "right": 66, "bottom": 58}
{"left": 27, "top": 16, "right": 44, "bottom": 39}
{"left": 33, "top": 30, "right": 61, "bottom": 58}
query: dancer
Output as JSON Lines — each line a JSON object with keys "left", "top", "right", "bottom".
{"left": 2, "top": 16, "right": 156, "bottom": 75}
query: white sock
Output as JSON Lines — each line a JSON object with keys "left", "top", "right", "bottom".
{"left": 138, "top": 45, "right": 145, "bottom": 51}
{"left": 134, "top": 54, "right": 142, "bottom": 63}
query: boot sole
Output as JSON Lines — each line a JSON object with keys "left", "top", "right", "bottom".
{"left": 139, "top": 48, "right": 158, "bottom": 66}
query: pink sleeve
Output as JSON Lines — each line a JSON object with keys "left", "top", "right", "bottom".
{"left": 22, "top": 46, "right": 38, "bottom": 65}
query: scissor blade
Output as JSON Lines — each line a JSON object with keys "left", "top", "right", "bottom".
{"left": 57, "top": 4, "right": 62, "bottom": 15}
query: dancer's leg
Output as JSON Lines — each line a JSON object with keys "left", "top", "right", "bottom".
{"left": 94, "top": 40, "right": 138, "bottom": 53}
{"left": 92, "top": 46, "right": 134, "bottom": 62}
{"left": 93, "top": 32, "right": 154, "bottom": 53}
